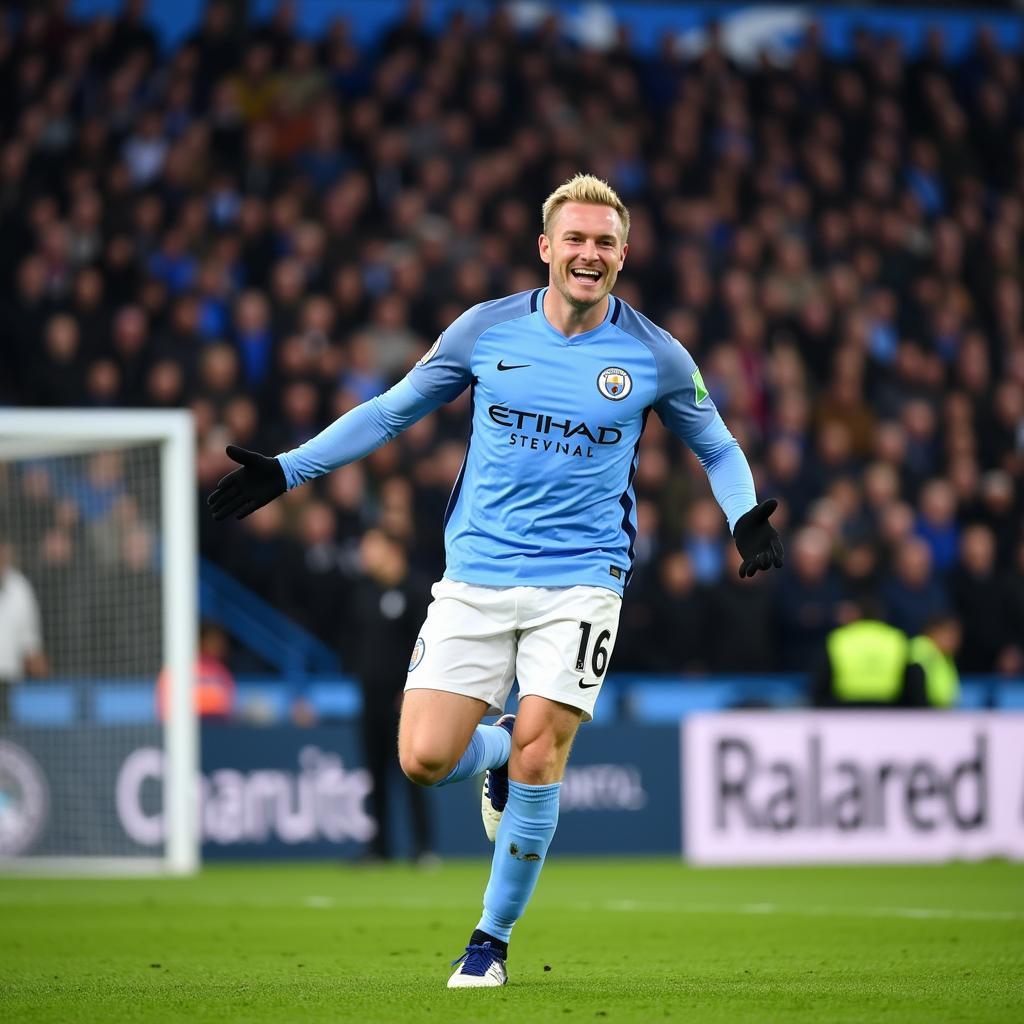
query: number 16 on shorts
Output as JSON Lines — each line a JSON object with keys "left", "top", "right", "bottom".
{"left": 505, "top": 584, "right": 620, "bottom": 721}
{"left": 575, "top": 620, "right": 612, "bottom": 682}
{"left": 532, "top": 586, "right": 621, "bottom": 721}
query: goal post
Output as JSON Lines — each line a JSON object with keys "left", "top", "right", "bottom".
{"left": 0, "top": 409, "right": 198, "bottom": 875}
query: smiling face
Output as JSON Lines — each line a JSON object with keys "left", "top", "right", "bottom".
{"left": 539, "top": 201, "right": 628, "bottom": 313}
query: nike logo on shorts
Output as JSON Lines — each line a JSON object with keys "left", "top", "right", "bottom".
{"left": 578, "top": 678, "right": 599, "bottom": 689}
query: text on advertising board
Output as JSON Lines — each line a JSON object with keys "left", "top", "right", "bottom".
{"left": 683, "top": 712, "right": 1024, "bottom": 865}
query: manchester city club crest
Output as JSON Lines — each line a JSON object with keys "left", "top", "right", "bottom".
{"left": 597, "top": 366, "right": 632, "bottom": 401}
{"left": 408, "top": 637, "right": 426, "bottom": 672}
{"left": 0, "top": 740, "right": 49, "bottom": 857}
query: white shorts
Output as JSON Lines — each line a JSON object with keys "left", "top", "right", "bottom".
{"left": 404, "top": 579, "right": 622, "bottom": 722}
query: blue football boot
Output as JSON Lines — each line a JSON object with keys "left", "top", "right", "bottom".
{"left": 448, "top": 941, "right": 508, "bottom": 988}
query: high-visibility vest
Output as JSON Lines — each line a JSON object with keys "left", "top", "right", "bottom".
{"left": 908, "top": 634, "right": 960, "bottom": 708}
{"left": 826, "top": 620, "right": 909, "bottom": 703}
{"left": 156, "top": 655, "right": 236, "bottom": 719}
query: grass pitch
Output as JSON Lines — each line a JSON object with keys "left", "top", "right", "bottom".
{"left": 1, "top": 859, "right": 1021, "bottom": 1023}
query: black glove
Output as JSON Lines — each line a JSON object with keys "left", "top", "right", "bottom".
{"left": 207, "top": 445, "right": 287, "bottom": 522}
{"left": 733, "top": 498, "right": 784, "bottom": 578}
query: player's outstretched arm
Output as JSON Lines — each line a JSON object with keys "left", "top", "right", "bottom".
{"left": 651, "top": 339, "right": 784, "bottom": 580}
{"left": 207, "top": 377, "right": 443, "bottom": 521}
{"left": 207, "top": 445, "right": 286, "bottom": 521}
{"left": 732, "top": 497, "right": 784, "bottom": 578}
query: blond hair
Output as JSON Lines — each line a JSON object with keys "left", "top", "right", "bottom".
{"left": 542, "top": 173, "right": 630, "bottom": 242}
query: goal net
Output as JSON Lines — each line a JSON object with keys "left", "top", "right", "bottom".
{"left": 0, "top": 410, "right": 197, "bottom": 874}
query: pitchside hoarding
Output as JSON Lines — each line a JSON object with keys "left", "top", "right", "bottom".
{"left": 6, "top": 714, "right": 1023, "bottom": 863}
{"left": 0, "top": 723, "right": 678, "bottom": 862}
{"left": 683, "top": 712, "right": 1024, "bottom": 864}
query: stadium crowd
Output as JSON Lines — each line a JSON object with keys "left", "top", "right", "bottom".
{"left": 1, "top": 1, "right": 1023, "bottom": 680}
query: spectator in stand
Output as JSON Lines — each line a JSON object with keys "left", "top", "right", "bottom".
{"left": 0, "top": 537, "right": 49, "bottom": 723}
{"left": 232, "top": 290, "right": 276, "bottom": 394}
{"left": 775, "top": 526, "right": 846, "bottom": 673}
{"left": 975, "top": 469, "right": 1020, "bottom": 562}
{"left": 107, "top": 521, "right": 162, "bottom": 674}
{"left": 630, "top": 551, "right": 706, "bottom": 674}
{"left": 285, "top": 499, "right": 352, "bottom": 652}
{"left": 220, "top": 501, "right": 295, "bottom": 613}
{"left": 914, "top": 478, "right": 960, "bottom": 572}
{"left": 838, "top": 538, "right": 883, "bottom": 614}
{"left": 881, "top": 537, "right": 950, "bottom": 638}
{"left": 32, "top": 313, "right": 85, "bottom": 405}
{"left": 998, "top": 541, "right": 1024, "bottom": 678}
{"left": 157, "top": 622, "right": 237, "bottom": 722}
{"left": 350, "top": 529, "right": 434, "bottom": 863}
{"left": 682, "top": 497, "right": 727, "bottom": 586}
{"left": 33, "top": 524, "right": 94, "bottom": 676}
{"left": 704, "top": 546, "right": 778, "bottom": 672}
{"left": 951, "top": 524, "right": 1014, "bottom": 673}
{"left": 1, "top": 3, "right": 1022, "bottom": 688}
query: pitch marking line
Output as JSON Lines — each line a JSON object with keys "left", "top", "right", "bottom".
{"left": 2, "top": 893, "right": 1019, "bottom": 923}
{"left": 595, "top": 900, "right": 1023, "bottom": 922}
{"left": 305, "top": 896, "right": 336, "bottom": 908}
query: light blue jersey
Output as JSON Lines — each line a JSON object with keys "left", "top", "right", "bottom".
{"left": 278, "top": 288, "right": 756, "bottom": 595}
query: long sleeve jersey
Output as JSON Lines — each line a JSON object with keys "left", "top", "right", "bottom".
{"left": 279, "top": 288, "right": 757, "bottom": 595}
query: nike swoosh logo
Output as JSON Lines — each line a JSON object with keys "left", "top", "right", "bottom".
{"left": 578, "top": 679, "right": 600, "bottom": 689}
{"left": 497, "top": 361, "right": 530, "bottom": 371}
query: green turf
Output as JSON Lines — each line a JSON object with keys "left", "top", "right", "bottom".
{"left": 1, "top": 859, "right": 1021, "bottom": 1023}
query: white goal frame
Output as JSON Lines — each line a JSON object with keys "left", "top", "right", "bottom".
{"left": 0, "top": 409, "right": 198, "bottom": 875}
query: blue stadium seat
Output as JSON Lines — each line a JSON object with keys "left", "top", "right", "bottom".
{"left": 306, "top": 678, "right": 362, "bottom": 719}
{"left": 93, "top": 683, "right": 157, "bottom": 725}
{"left": 235, "top": 680, "right": 293, "bottom": 723}
{"left": 623, "top": 675, "right": 807, "bottom": 722}
{"left": 626, "top": 682, "right": 737, "bottom": 722}
{"left": 996, "top": 683, "right": 1024, "bottom": 709}
{"left": 11, "top": 684, "right": 76, "bottom": 726}
{"left": 957, "top": 679, "right": 992, "bottom": 709}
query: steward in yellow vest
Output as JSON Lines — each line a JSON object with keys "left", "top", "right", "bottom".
{"left": 812, "top": 617, "right": 927, "bottom": 707}
{"left": 908, "top": 613, "right": 962, "bottom": 708}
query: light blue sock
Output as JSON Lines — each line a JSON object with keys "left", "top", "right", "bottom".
{"left": 476, "top": 780, "right": 561, "bottom": 942}
{"left": 435, "top": 724, "right": 512, "bottom": 787}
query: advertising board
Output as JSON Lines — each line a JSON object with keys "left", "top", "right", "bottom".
{"left": 683, "top": 712, "right": 1024, "bottom": 864}
{"left": 0, "top": 723, "right": 679, "bottom": 862}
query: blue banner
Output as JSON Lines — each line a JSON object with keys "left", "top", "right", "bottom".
{"left": 3, "top": 722, "right": 678, "bottom": 862}
{"left": 198, "top": 722, "right": 680, "bottom": 860}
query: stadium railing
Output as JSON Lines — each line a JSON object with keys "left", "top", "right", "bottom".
{"left": 199, "top": 558, "right": 339, "bottom": 676}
